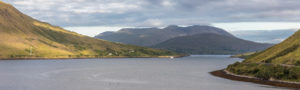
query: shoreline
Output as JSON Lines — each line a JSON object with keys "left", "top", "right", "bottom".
{"left": 0, "top": 55, "right": 187, "bottom": 60}
{"left": 210, "top": 69, "right": 300, "bottom": 89}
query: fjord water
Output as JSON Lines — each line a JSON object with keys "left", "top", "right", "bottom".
{"left": 0, "top": 55, "right": 287, "bottom": 90}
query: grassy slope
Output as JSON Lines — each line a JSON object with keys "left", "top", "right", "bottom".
{"left": 0, "top": 1, "right": 180, "bottom": 59}
{"left": 227, "top": 62, "right": 300, "bottom": 82}
{"left": 244, "top": 30, "right": 300, "bottom": 65}
{"left": 230, "top": 52, "right": 257, "bottom": 59}
{"left": 226, "top": 30, "right": 300, "bottom": 82}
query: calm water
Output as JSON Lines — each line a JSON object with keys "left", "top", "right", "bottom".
{"left": 0, "top": 55, "right": 288, "bottom": 90}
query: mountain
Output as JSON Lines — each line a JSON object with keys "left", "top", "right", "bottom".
{"left": 226, "top": 30, "right": 300, "bottom": 82}
{"left": 243, "top": 30, "right": 300, "bottom": 64}
{"left": 95, "top": 25, "right": 235, "bottom": 46}
{"left": 153, "top": 33, "right": 272, "bottom": 54}
{"left": 0, "top": 1, "right": 180, "bottom": 59}
{"left": 96, "top": 25, "right": 272, "bottom": 54}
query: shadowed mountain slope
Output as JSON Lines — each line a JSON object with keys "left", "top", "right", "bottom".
{"left": 95, "top": 25, "right": 234, "bottom": 46}
{"left": 153, "top": 33, "right": 272, "bottom": 54}
{"left": 96, "top": 25, "right": 272, "bottom": 54}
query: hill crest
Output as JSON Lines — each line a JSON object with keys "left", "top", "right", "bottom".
{"left": 153, "top": 33, "right": 272, "bottom": 54}
{"left": 96, "top": 25, "right": 235, "bottom": 46}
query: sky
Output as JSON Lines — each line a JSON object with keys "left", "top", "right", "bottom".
{"left": 231, "top": 29, "right": 296, "bottom": 44}
{"left": 2, "top": 0, "right": 300, "bottom": 37}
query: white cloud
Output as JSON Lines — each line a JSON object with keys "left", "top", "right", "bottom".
{"left": 161, "top": 0, "right": 176, "bottom": 7}
{"left": 11, "top": 0, "right": 145, "bottom": 14}
{"left": 13, "top": 0, "right": 55, "bottom": 10}
{"left": 2, "top": 0, "right": 300, "bottom": 39}
{"left": 141, "top": 19, "right": 164, "bottom": 27}
{"left": 213, "top": 22, "right": 300, "bottom": 31}
{"left": 3, "top": 0, "right": 300, "bottom": 29}
{"left": 61, "top": 2, "right": 142, "bottom": 14}
{"left": 273, "top": 38, "right": 286, "bottom": 42}
{"left": 64, "top": 26, "right": 131, "bottom": 37}
{"left": 13, "top": 0, "right": 33, "bottom": 5}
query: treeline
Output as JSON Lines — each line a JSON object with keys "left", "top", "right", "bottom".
{"left": 94, "top": 48, "right": 178, "bottom": 57}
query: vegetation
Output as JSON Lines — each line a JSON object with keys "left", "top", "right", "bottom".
{"left": 231, "top": 52, "right": 258, "bottom": 59}
{"left": 243, "top": 30, "right": 300, "bottom": 65}
{"left": 0, "top": 2, "right": 181, "bottom": 59}
{"left": 226, "top": 29, "right": 300, "bottom": 82}
{"left": 227, "top": 62, "right": 300, "bottom": 82}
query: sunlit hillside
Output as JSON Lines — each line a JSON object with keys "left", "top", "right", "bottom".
{"left": 227, "top": 30, "right": 300, "bottom": 82}
{"left": 0, "top": 1, "right": 180, "bottom": 59}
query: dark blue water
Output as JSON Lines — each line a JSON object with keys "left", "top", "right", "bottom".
{"left": 0, "top": 55, "right": 287, "bottom": 90}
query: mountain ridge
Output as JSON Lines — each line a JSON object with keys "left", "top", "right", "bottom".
{"left": 96, "top": 25, "right": 272, "bottom": 54}
{"left": 153, "top": 33, "right": 272, "bottom": 54}
{"left": 96, "top": 25, "right": 235, "bottom": 46}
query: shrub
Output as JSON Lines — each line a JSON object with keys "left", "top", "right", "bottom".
{"left": 295, "top": 61, "right": 300, "bottom": 66}
{"left": 227, "top": 63, "right": 300, "bottom": 81}
{"left": 255, "top": 68, "right": 272, "bottom": 80}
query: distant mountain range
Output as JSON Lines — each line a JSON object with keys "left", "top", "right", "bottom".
{"left": 96, "top": 25, "right": 272, "bottom": 54}
{"left": 153, "top": 33, "right": 272, "bottom": 54}
{"left": 96, "top": 25, "right": 234, "bottom": 46}
{"left": 231, "top": 30, "right": 296, "bottom": 44}
{"left": 0, "top": 1, "right": 179, "bottom": 59}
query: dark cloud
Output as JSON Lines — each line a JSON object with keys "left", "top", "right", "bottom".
{"left": 3, "top": 0, "right": 300, "bottom": 27}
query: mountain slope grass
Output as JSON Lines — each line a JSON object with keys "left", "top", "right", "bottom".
{"left": 226, "top": 30, "right": 300, "bottom": 82}
{"left": 244, "top": 30, "right": 300, "bottom": 65}
{"left": 0, "top": 1, "right": 181, "bottom": 59}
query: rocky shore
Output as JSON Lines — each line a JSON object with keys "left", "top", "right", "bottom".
{"left": 210, "top": 69, "right": 300, "bottom": 89}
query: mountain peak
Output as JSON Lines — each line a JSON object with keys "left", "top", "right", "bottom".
{"left": 187, "top": 25, "right": 218, "bottom": 29}
{"left": 165, "top": 25, "right": 180, "bottom": 29}
{"left": 0, "top": 1, "right": 12, "bottom": 7}
{"left": 96, "top": 25, "right": 237, "bottom": 46}
{"left": 153, "top": 33, "right": 272, "bottom": 54}
{"left": 189, "top": 25, "right": 206, "bottom": 27}
{"left": 0, "top": 1, "right": 6, "bottom": 4}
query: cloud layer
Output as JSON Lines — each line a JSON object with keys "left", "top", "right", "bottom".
{"left": 3, "top": 0, "right": 300, "bottom": 27}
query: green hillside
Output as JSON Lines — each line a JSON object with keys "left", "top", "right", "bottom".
{"left": 0, "top": 1, "right": 180, "bottom": 59}
{"left": 226, "top": 30, "right": 300, "bottom": 82}
{"left": 243, "top": 30, "right": 300, "bottom": 64}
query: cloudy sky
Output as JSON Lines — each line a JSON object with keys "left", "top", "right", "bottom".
{"left": 2, "top": 0, "right": 300, "bottom": 36}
